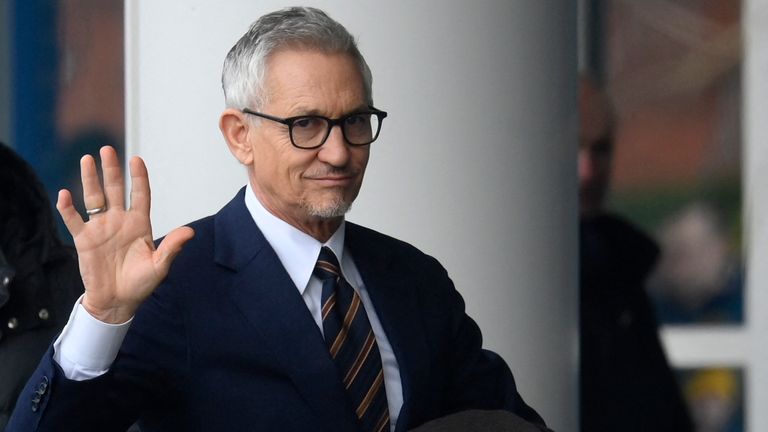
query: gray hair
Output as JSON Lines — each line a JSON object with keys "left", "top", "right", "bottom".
{"left": 222, "top": 7, "right": 373, "bottom": 111}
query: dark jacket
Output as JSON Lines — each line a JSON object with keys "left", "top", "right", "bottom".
{"left": 8, "top": 188, "right": 544, "bottom": 432}
{"left": 580, "top": 213, "right": 693, "bottom": 432}
{"left": 0, "top": 143, "right": 83, "bottom": 430}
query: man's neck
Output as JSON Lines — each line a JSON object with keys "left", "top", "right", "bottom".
{"left": 245, "top": 183, "right": 343, "bottom": 242}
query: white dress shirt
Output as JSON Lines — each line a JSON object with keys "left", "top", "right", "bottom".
{"left": 53, "top": 184, "right": 403, "bottom": 429}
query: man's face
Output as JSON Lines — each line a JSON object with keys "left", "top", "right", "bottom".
{"left": 246, "top": 49, "right": 370, "bottom": 229}
{"left": 578, "top": 80, "right": 613, "bottom": 218}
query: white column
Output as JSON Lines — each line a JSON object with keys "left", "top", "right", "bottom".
{"left": 125, "top": 1, "right": 578, "bottom": 429}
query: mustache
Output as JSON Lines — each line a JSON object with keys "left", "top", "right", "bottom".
{"left": 305, "top": 166, "right": 360, "bottom": 178}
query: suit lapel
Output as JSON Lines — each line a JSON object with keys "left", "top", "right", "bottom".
{"left": 212, "top": 189, "right": 359, "bottom": 432}
{"left": 346, "top": 224, "right": 431, "bottom": 432}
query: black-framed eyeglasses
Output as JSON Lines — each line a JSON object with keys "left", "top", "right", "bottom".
{"left": 241, "top": 107, "right": 388, "bottom": 149}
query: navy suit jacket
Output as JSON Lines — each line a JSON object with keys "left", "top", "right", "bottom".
{"left": 8, "top": 189, "right": 544, "bottom": 431}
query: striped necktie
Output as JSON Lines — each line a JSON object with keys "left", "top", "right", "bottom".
{"left": 314, "top": 247, "right": 390, "bottom": 432}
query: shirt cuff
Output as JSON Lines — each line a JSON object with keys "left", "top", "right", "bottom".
{"left": 53, "top": 295, "right": 133, "bottom": 381}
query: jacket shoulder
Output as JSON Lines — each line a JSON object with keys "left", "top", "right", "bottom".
{"left": 345, "top": 222, "right": 429, "bottom": 258}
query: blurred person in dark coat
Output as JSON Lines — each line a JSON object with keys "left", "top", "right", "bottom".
{"left": 578, "top": 78, "right": 693, "bottom": 432}
{"left": 0, "top": 142, "right": 83, "bottom": 429}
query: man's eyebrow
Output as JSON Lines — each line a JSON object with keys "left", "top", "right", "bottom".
{"left": 291, "top": 104, "right": 371, "bottom": 117}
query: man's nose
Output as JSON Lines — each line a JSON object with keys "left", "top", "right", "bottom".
{"left": 317, "top": 125, "right": 351, "bottom": 166}
{"left": 578, "top": 150, "right": 596, "bottom": 185}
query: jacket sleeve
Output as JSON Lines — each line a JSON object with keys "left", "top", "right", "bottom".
{"left": 414, "top": 254, "right": 547, "bottom": 428}
{"left": 5, "top": 277, "right": 186, "bottom": 432}
{"left": 5, "top": 346, "right": 139, "bottom": 432}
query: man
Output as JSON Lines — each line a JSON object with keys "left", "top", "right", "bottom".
{"left": 578, "top": 76, "right": 693, "bottom": 432}
{"left": 8, "top": 7, "right": 545, "bottom": 432}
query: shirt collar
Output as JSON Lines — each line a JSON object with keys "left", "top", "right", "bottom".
{"left": 243, "top": 183, "right": 346, "bottom": 294}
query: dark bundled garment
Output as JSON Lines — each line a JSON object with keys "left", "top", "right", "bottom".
{"left": 580, "top": 213, "right": 693, "bottom": 432}
{"left": 0, "top": 143, "right": 83, "bottom": 430}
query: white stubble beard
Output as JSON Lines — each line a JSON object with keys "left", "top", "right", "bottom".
{"left": 301, "top": 191, "right": 352, "bottom": 219}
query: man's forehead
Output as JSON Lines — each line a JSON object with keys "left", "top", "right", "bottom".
{"left": 261, "top": 49, "right": 366, "bottom": 112}
{"left": 265, "top": 48, "right": 358, "bottom": 75}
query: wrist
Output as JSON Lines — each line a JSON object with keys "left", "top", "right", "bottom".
{"left": 81, "top": 296, "right": 136, "bottom": 324}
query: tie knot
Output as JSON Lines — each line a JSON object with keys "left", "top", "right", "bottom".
{"left": 314, "top": 247, "right": 340, "bottom": 281}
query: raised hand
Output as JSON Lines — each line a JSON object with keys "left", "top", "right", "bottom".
{"left": 56, "top": 146, "right": 194, "bottom": 324}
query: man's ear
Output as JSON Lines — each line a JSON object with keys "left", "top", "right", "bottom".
{"left": 220, "top": 108, "right": 254, "bottom": 165}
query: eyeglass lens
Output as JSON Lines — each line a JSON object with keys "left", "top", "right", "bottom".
{"left": 291, "top": 113, "right": 381, "bottom": 148}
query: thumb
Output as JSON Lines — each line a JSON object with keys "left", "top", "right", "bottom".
{"left": 153, "top": 226, "right": 195, "bottom": 274}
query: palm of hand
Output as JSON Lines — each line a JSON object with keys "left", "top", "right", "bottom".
{"left": 58, "top": 146, "right": 194, "bottom": 324}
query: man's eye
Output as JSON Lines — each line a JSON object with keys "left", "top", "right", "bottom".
{"left": 345, "top": 114, "right": 367, "bottom": 126}
{"left": 294, "top": 118, "right": 315, "bottom": 128}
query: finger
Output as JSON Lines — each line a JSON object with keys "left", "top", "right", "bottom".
{"left": 128, "top": 156, "right": 151, "bottom": 215}
{"left": 56, "top": 189, "right": 85, "bottom": 237}
{"left": 100, "top": 146, "right": 125, "bottom": 211}
{"left": 153, "top": 227, "right": 195, "bottom": 273}
{"left": 80, "top": 154, "right": 106, "bottom": 215}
